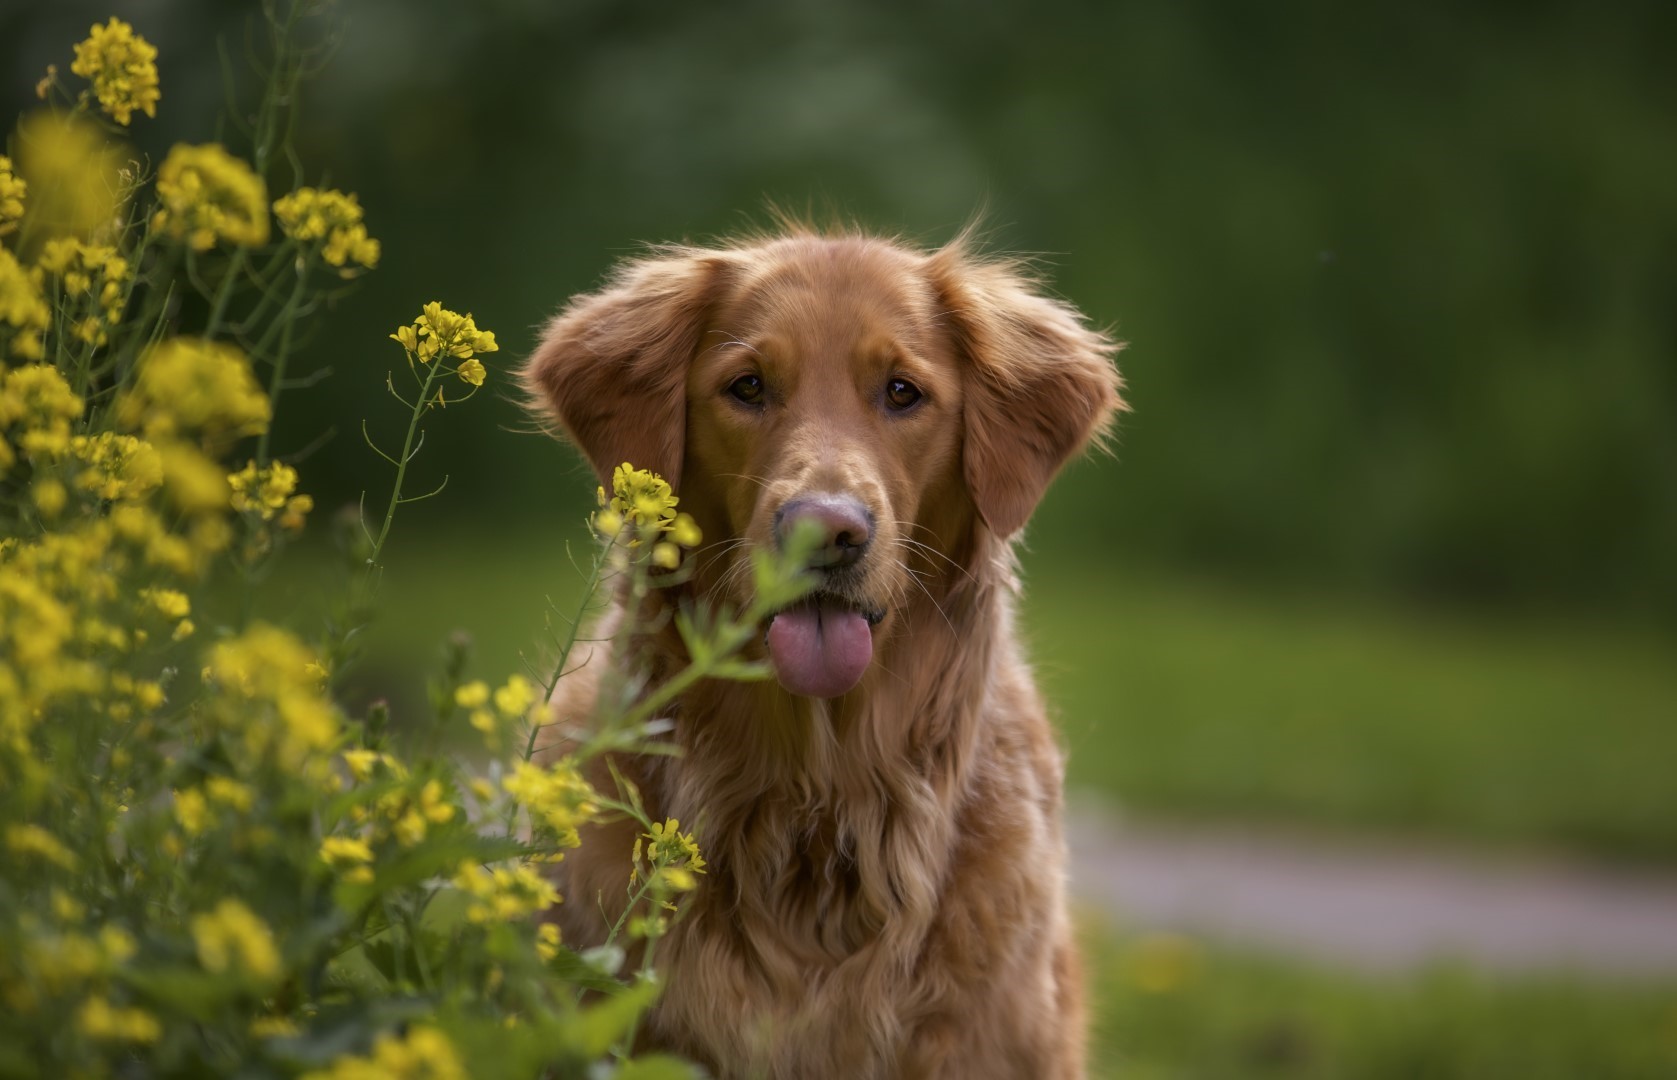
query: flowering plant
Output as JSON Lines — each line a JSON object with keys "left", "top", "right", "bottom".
{"left": 0, "top": 8, "right": 807, "bottom": 1077}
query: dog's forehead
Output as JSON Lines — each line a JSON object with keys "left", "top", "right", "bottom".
{"left": 726, "top": 239, "right": 937, "bottom": 343}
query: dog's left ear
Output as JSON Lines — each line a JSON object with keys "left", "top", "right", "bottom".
{"left": 925, "top": 243, "right": 1127, "bottom": 538}
{"left": 522, "top": 248, "right": 731, "bottom": 491}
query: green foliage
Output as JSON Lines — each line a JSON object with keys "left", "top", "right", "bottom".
{"left": 1083, "top": 920, "right": 1677, "bottom": 1079}
{"left": 0, "top": 6, "right": 811, "bottom": 1076}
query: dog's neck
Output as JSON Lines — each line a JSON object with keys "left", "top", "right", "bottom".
{"left": 624, "top": 527, "right": 1022, "bottom": 959}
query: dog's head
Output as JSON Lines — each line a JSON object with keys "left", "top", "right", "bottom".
{"left": 524, "top": 228, "right": 1123, "bottom": 700}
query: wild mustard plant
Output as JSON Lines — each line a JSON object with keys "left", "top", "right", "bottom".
{"left": 0, "top": 7, "right": 815, "bottom": 1078}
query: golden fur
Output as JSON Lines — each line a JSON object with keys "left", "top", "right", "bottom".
{"left": 522, "top": 224, "right": 1124, "bottom": 1078}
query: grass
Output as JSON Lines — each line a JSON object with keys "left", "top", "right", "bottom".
{"left": 255, "top": 515, "right": 1677, "bottom": 860}
{"left": 1024, "top": 558, "right": 1677, "bottom": 861}
{"left": 1081, "top": 918, "right": 1677, "bottom": 1079}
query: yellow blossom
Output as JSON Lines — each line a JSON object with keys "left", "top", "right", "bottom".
{"left": 652, "top": 542, "right": 680, "bottom": 570}
{"left": 191, "top": 898, "right": 281, "bottom": 984}
{"left": 69, "top": 18, "right": 160, "bottom": 126}
{"left": 454, "top": 680, "right": 489, "bottom": 709}
{"left": 173, "top": 787, "right": 209, "bottom": 835}
{"left": 536, "top": 922, "right": 561, "bottom": 962}
{"left": 227, "top": 460, "right": 301, "bottom": 519}
{"left": 300, "top": 1026, "right": 465, "bottom": 1080}
{"left": 273, "top": 187, "right": 380, "bottom": 271}
{"left": 0, "top": 248, "right": 50, "bottom": 361}
{"left": 152, "top": 143, "right": 269, "bottom": 250}
{"left": 69, "top": 432, "right": 162, "bottom": 501}
{"left": 390, "top": 302, "right": 498, "bottom": 372}
{"left": 452, "top": 860, "right": 560, "bottom": 923}
{"left": 205, "top": 775, "right": 254, "bottom": 811}
{"left": 502, "top": 758, "right": 598, "bottom": 850}
{"left": 116, "top": 338, "right": 270, "bottom": 446}
{"left": 608, "top": 463, "right": 678, "bottom": 534}
{"left": 342, "top": 749, "right": 379, "bottom": 782}
{"left": 12, "top": 111, "right": 124, "bottom": 242}
{"left": 670, "top": 511, "right": 703, "bottom": 547}
{"left": 5, "top": 823, "right": 78, "bottom": 870}
{"left": 456, "top": 357, "right": 486, "bottom": 387}
{"left": 493, "top": 674, "right": 534, "bottom": 716}
{"left": 77, "top": 995, "right": 161, "bottom": 1043}
{"left": 320, "top": 835, "right": 374, "bottom": 869}
{"left": 0, "top": 155, "right": 25, "bottom": 235}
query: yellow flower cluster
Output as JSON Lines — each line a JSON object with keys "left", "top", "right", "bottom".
{"left": 77, "top": 995, "right": 161, "bottom": 1043}
{"left": 451, "top": 860, "right": 560, "bottom": 924}
{"left": 0, "top": 155, "right": 24, "bottom": 236}
{"left": 152, "top": 144, "right": 269, "bottom": 251}
{"left": 0, "top": 249, "right": 50, "bottom": 361}
{"left": 227, "top": 460, "right": 312, "bottom": 529}
{"left": 319, "top": 835, "right": 375, "bottom": 883}
{"left": 0, "top": 364, "right": 82, "bottom": 465}
{"left": 389, "top": 302, "right": 497, "bottom": 388}
{"left": 12, "top": 113, "right": 124, "bottom": 242}
{"left": 300, "top": 1026, "right": 466, "bottom": 1080}
{"left": 69, "top": 433, "right": 163, "bottom": 503}
{"left": 203, "top": 625, "right": 338, "bottom": 772}
{"left": 191, "top": 899, "right": 280, "bottom": 986}
{"left": 35, "top": 238, "right": 129, "bottom": 347}
{"left": 69, "top": 18, "right": 161, "bottom": 126}
{"left": 273, "top": 187, "right": 380, "bottom": 271}
{"left": 593, "top": 463, "right": 702, "bottom": 567}
{"left": 501, "top": 757, "right": 599, "bottom": 853}
{"left": 339, "top": 751, "right": 460, "bottom": 848}
{"left": 453, "top": 673, "right": 535, "bottom": 748}
{"left": 6, "top": 824, "right": 79, "bottom": 871}
{"left": 632, "top": 817, "right": 707, "bottom": 893}
{"left": 116, "top": 338, "right": 270, "bottom": 445}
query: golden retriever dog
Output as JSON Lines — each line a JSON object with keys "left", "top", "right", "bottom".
{"left": 522, "top": 222, "right": 1123, "bottom": 1078}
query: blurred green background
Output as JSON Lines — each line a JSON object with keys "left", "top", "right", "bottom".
{"left": 6, "top": 0, "right": 1676, "bottom": 1074}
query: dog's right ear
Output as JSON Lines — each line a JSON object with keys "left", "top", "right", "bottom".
{"left": 522, "top": 249, "right": 730, "bottom": 491}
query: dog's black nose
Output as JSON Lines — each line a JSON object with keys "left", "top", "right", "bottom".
{"left": 776, "top": 494, "right": 872, "bottom": 569}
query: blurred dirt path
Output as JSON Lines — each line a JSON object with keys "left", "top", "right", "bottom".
{"left": 1066, "top": 805, "right": 1677, "bottom": 977}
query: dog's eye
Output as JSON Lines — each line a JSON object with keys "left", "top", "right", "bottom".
{"left": 885, "top": 378, "right": 922, "bottom": 411}
{"left": 727, "top": 374, "right": 764, "bottom": 405}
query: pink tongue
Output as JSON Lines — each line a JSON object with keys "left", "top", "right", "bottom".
{"left": 766, "top": 601, "right": 874, "bottom": 699}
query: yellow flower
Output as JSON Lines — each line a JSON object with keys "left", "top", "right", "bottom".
{"left": 173, "top": 787, "right": 209, "bottom": 835}
{"left": 152, "top": 144, "right": 269, "bottom": 250}
{"left": 0, "top": 250, "right": 51, "bottom": 360}
{"left": 140, "top": 587, "right": 190, "bottom": 620}
{"left": 652, "top": 542, "right": 680, "bottom": 570}
{"left": 0, "top": 155, "right": 25, "bottom": 235}
{"left": 12, "top": 111, "right": 125, "bottom": 242}
{"left": 116, "top": 338, "right": 270, "bottom": 445}
{"left": 456, "top": 357, "right": 486, "bottom": 387}
{"left": 273, "top": 187, "right": 380, "bottom": 272}
{"left": 452, "top": 860, "right": 560, "bottom": 923}
{"left": 227, "top": 460, "right": 301, "bottom": 519}
{"left": 493, "top": 674, "right": 534, "bottom": 717}
{"left": 536, "top": 922, "right": 562, "bottom": 962}
{"left": 342, "top": 749, "right": 379, "bottom": 782}
{"left": 609, "top": 463, "right": 679, "bottom": 533}
{"left": 191, "top": 898, "right": 281, "bottom": 983}
{"left": 670, "top": 511, "right": 703, "bottom": 548}
{"left": 69, "top": 432, "right": 162, "bottom": 501}
{"left": 205, "top": 775, "right": 254, "bottom": 811}
{"left": 502, "top": 758, "right": 599, "bottom": 850}
{"left": 279, "top": 493, "right": 313, "bottom": 531}
{"left": 204, "top": 624, "right": 339, "bottom": 770}
{"left": 34, "top": 239, "right": 130, "bottom": 346}
{"left": 77, "top": 995, "right": 161, "bottom": 1043}
{"left": 300, "top": 1025, "right": 466, "bottom": 1080}
{"left": 391, "top": 303, "right": 498, "bottom": 368}
{"left": 320, "top": 835, "right": 374, "bottom": 869}
{"left": 5, "top": 823, "right": 78, "bottom": 870}
{"left": 454, "top": 680, "right": 489, "bottom": 709}
{"left": 70, "top": 18, "right": 160, "bottom": 126}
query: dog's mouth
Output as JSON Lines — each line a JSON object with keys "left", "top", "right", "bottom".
{"left": 764, "top": 592, "right": 885, "bottom": 700}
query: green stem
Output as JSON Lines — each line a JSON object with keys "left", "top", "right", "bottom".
{"left": 204, "top": 247, "right": 248, "bottom": 339}
{"left": 253, "top": 263, "right": 309, "bottom": 464}
{"left": 366, "top": 360, "right": 443, "bottom": 573}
